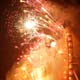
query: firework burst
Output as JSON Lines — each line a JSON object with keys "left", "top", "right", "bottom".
{"left": 6, "top": 1, "right": 68, "bottom": 80}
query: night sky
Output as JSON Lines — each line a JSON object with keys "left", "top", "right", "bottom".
{"left": 0, "top": 0, "right": 80, "bottom": 80}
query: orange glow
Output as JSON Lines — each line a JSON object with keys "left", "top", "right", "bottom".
{"left": 69, "top": 77, "right": 72, "bottom": 80}
{"left": 6, "top": 35, "right": 68, "bottom": 80}
{"left": 64, "top": 76, "right": 67, "bottom": 79}
{"left": 20, "top": 0, "right": 25, "bottom": 3}
{"left": 58, "top": 50, "right": 63, "bottom": 54}
{"left": 6, "top": 0, "right": 69, "bottom": 80}
{"left": 69, "top": 70, "right": 73, "bottom": 75}
{"left": 69, "top": 64, "right": 72, "bottom": 69}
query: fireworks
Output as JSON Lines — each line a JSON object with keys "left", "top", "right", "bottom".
{"left": 24, "top": 19, "right": 38, "bottom": 30}
{"left": 6, "top": 0, "right": 64, "bottom": 54}
{"left": 6, "top": 0, "right": 68, "bottom": 80}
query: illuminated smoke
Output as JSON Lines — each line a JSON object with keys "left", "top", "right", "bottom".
{"left": 6, "top": 0, "right": 68, "bottom": 80}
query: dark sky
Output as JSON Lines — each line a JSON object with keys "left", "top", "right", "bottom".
{"left": 0, "top": 0, "right": 80, "bottom": 80}
{"left": 0, "top": 0, "right": 20, "bottom": 80}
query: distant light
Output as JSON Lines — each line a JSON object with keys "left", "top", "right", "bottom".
{"left": 48, "top": 20, "right": 51, "bottom": 23}
{"left": 69, "top": 77, "right": 72, "bottom": 80}
{"left": 24, "top": 55, "right": 27, "bottom": 58}
{"left": 17, "top": 58, "right": 20, "bottom": 61}
{"left": 58, "top": 50, "right": 63, "bottom": 54}
{"left": 69, "top": 64, "right": 72, "bottom": 69}
{"left": 69, "top": 71, "right": 72, "bottom": 75}
{"left": 64, "top": 71, "right": 67, "bottom": 74}
{"left": 23, "top": 10, "right": 27, "bottom": 13}
{"left": 36, "top": 0, "right": 40, "bottom": 3}
{"left": 69, "top": 53, "right": 71, "bottom": 56}
{"left": 21, "top": 66, "right": 26, "bottom": 71}
{"left": 45, "top": 15, "right": 48, "bottom": 18}
{"left": 20, "top": 55, "right": 23, "bottom": 58}
{"left": 66, "top": 33, "right": 70, "bottom": 36}
{"left": 64, "top": 59, "right": 66, "bottom": 62}
{"left": 24, "top": 20, "right": 37, "bottom": 30}
{"left": 64, "top": 76, "right": 67, "bottom": 79}
{"left": 20, "top": 0, "right": 25, "bottom": 2}
{"left": 50, "top": 41, "right": 56, "bottom": 47}
{"left": 14, "top": 74, "right": 17, "bottom": 77}
{"left": 39, "top": 17, "right": 42, "bottom": 20}
{"left": 15, "top": 45, "right": 18, "bottom": 49}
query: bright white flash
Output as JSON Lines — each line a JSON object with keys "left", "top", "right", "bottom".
{"left": 24, "top": 20, "right": 37, "bottom": 30}
{"left": 50, "top": 41, "right": 57, "bottom": 47}
{"left": 41, "top": 7, "right": 47, "bottom": 13}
